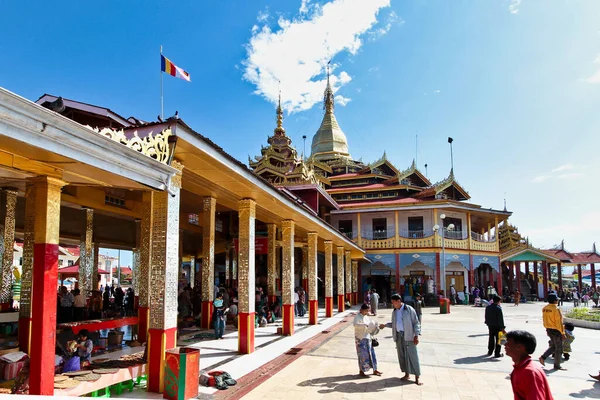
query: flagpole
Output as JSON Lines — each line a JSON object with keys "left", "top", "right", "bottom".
{"left": 160, "top": 45, "right": 164, "bottom": 120}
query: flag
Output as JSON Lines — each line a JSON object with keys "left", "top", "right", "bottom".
{"left": 161, "top": 54, "right": 191, "bottom": 81}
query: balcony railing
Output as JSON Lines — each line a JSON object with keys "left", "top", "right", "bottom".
{"left": 339, "top": 230, "right": 357, "bottom": 240}
{"left": 442, "top": 229, "right": 466, "bottom": 240}
{"left": 398, "top": 229, "right": 434, "bottom": 239}
{"left": 361, "top": 229, "right": 395, "bottom": 240}
{"left": 471, "top": 231, "right": 496, "bottom": 243}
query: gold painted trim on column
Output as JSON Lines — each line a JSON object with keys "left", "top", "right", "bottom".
{"left": 281, "top": 220, "right": 295, "bottom": 306}
{"left": 324, "top": 241, "right": 333, "bottom": 298}
{"left": 202, "top": 197, "right": 216, "bottom": 302}
{"left": 307, "top": 232, "right": 318, "bottom": 301}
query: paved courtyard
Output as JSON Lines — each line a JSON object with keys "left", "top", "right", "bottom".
{"left": 241, "top": 302, "right": 600, "bottom": 400}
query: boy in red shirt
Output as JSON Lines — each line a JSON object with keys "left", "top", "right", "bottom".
{"left": 504, "top": 330, "right": 554, "bottom": 400}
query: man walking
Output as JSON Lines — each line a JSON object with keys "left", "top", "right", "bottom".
{"left": 504, "top": 330, "right": 554, "bottom": 399}
{"left": 388, "top": 293, "right": 422, "bottom": 385}
{"left": 485, "top": 295, "right": 506, "bottom": 358}
{"left": 370, "top": 289, "right": 380, "bottom": 316}
{"left": 539, "top": 293, "right": 566, "bottom": 370}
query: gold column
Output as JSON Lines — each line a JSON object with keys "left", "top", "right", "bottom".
{"left": 302, "top": 246, "right": 308, "bottom": 288}
{"left": 225, "top": 245, "right": 230, "bottom": 284}
{"left": 494, "top": 216, "right": 499, "bottom": 251}
{"left": 237, "top": 199, "right": 256, "bottom": 315}
{"left": 282, "top": 220, "right": 295, "bottom": 307}
{"left": 337, "top": 246, "right": 345, "bottom": 296}
{"left": 324, "top": 241, "right": 333, "bottom": 298}
{"left": 201, "top": 197, "right": 216, "bottom": 303}
{"left": 148, "top": 170, "right": 181, "bottom": 330}
{"left": 79, "top": 208, "right": 94, "bottom": 300}
{"left": 138, "top": 192, "right": 154, "bottom": 310}
{"left": 352, "top": 260, "right": 358, "bottom": 302}
{"left": 345, "top": 250, "right": 352, "bottom": 300}
{"left": 189, "top": 257, "right": 195, "bottom": 288}
{"left": 281, "top": 220, "right": 295, "bottom": 335}
{"left": 19, "top": 183, "right": 35, "bottom": 324}
{"left": 92, "top": 243, "right": 100, "bottom": 291}
{"left": 147, "top": 163, "right": 182, "bottom": 393}
{"left": 307, "top": 232, "right": 318, "bottom": 301}
{"left": 467, "top": 212, "right": 472, "bottom": 249}
{"left": 0, "top": 189, "right": 17, "bottom": 306}
{"left": 267, "top": 224, "right": 277, "bottom": 299}
{"left": 357, "top": 213, "right": 362, "bottom": 246}
{"left": 394, "top": 210, "right": 400, "bottom": 247}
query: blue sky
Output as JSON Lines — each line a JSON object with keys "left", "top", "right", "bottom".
{"left": 2, "top": 0, "right": 600, "bottom": 253}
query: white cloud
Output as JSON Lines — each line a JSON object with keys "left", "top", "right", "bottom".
{"left": 551, "top": 163, "right": 573, "bottom": 173}
{"left": 300, "top": 0, "right": 311, "bottom": 14}
{"left": 530, "top": 175, "right": 551, "bottom": 183}
{"left": 531, "top": 164, "right": 585, "bottom": 183}
{"left": 368, "top": 66, "right": 379, "bottom": 73}
{"left": 335, "top": 95, "right": 351, "bottom": 106}
{"left": 243, "top": 0, "right": 392, "bottom": 113}
{"left": 369, "top": 10, "right": 403, "bottom": 40}
{"left": 585, "top": 54, "right": 600, "bottom": 83}
{"left": 508, "top": 0, "right": 521, "bottom": 14}
{"left": 434, "top": 89, "right": 441, "bottom": 93}
{"left": 257, "top": 9, "right": 269, "bottom": 23}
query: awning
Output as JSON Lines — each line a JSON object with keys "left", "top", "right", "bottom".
{"left": 58, "top": 265, "right": 110, "bottom": 274}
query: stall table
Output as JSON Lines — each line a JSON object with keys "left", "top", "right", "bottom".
{"left": 54, "top": 364, "right": 147, "bottom": 397}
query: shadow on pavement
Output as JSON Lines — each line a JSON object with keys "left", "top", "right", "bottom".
{"left": 570, "top": 381, "right": 600, "bottom": 398}
{"left": 454, "top": 355, "right": 503, "bottom": 365}
{"left": 467, "top": 333, "right": 488, "bottom": 338}
{"left": 298, "top": 375, "right": 411, "bottom": 393}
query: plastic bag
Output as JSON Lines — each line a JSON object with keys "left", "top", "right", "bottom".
{"left": 497, "top": 331, "right": 507, "bottom": 346}
{"left": 62, "top": 356, "right": 81, "bottom": 373}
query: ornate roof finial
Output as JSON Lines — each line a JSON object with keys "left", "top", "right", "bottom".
{"left": 594, "top": 242, "right": 597, "bottom": 254}
{"left": 382, "top": 150, "right": 387, "bottom": 160}
{"left": 503, "top": 193, "right": 507, "bottom": 212}
{"left": 274, "top": 84, "right": 285, "bottom": 135}
{"left": 561, "top": 239, "right": 565, "bottom": 250}
{"left": 324, "top": 61, "right": 334, "bottom": 114}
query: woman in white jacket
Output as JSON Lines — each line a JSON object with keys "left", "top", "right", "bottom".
{"left": 354, "top": 303, "right": 384, "bottom": 376}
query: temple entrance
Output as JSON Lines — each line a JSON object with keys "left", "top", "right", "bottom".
{"left": 367, "top": 269, "right": 392, "bottom": 306}
{"left": 400, "top": 261, "right": 434, "bottom": 300}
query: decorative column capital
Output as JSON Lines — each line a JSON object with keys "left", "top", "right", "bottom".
{"left": 170, "top": 160, "right": 184, "bottom": 189}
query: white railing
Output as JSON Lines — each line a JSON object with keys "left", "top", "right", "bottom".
{"left": 471, "top": 231, "right": 496, "bottom": 243}
{"left": 339, "top": 230, "right": 357, "bottom": 240}
{"left": 361, "top": 229, "right": 395, "bottom": 240}
{"left": 443, "top": 229, "right": 466, "bottom": 240}
{"left": 398, "top": 229, "right": 435, "bottom": 239}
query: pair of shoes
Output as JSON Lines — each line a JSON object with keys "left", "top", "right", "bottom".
{"left": 494, "top": 353, "right": 504, "bottom": 358}
{"left": 487, "top": 351, "right": 493, "bottom": 356}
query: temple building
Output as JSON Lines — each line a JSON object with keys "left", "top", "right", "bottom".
{"left": 0, "top": 87, "right": 364, "bottom": 395}
{"left": 251, "top": 73, "right": 514, "bottom": 305}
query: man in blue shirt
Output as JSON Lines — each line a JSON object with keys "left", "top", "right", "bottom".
{"left": 388, "top": 293, "right": 422, "bottom": 385}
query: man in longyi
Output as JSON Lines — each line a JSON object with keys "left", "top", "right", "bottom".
{"left": 384, "top": 293, "right": 423, "bottom": 385}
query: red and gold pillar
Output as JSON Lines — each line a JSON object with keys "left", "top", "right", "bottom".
{"left": 352, "top": 260, "right": 358, "bottom": 305}
{"left": 324, "top": 241, "right": 333, "bottom": 317}
{"left": 337, "top": 246, "right": 345, "bottom": 312}
{"left": 281, "top": 220, "right": 295, "bottom": 335}
{"left": 307, "top": 232, "right": 318, "bottom": 325}
{"left": 200, "top": 196, "right": 216, "bottom": 330}
{"left": 435, "top": 253, "right": 441, "bottom": 295}
{"left": 345, "top": 250, "right": 352, "bottom": 304}
{"left": 147, "top": 162, "right": 182, "bottom": 393}
{"left": 18, "top": 184, "right": 35, "bottom": 354}
{"left": 0, "top": 189, "right": 17, "bottom": 311}
{"left": 267, "top": 224, "right": 277, "bottom": 305}
{"left": 28, "top": 177, "right": 65, "bottom": 395}
{"left": 137, "top": 191, "right": 153, "bottom": 344}
{"left": 237, "top": 199, "right": 256, "bottom": 353}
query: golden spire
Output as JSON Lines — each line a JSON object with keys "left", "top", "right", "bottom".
{"left": 274, "top": 88, "right": 285, "bottom": 135}
{"left": 324, "top": 62, "right": 334, "bottom": 114}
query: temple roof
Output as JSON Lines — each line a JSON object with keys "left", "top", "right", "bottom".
{"left": 310, "top": 68, "right": 350, "bottom": 161}
{"left": 414, "top": 168, "right": 469, "bottom": 200}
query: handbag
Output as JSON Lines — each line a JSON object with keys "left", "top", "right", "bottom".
{"left": 372, "top": 338, "right": 379, "bottom": 347}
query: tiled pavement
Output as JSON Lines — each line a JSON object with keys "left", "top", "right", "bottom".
{"left": 241, "top": 302, "right": 600, "bottom": 400}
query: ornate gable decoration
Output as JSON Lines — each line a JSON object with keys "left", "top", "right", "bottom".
{"left": 415, "top": 168, "right": 470, "bottom": 200}
{"left": 89, "top": 126, "right": 172, "bottom": 164}
{"left": 396, "top": 159, "right": 431, "bottom": 187}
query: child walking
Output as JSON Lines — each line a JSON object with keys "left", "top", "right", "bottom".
{"left": 563, "top": 322, "right": 575, "bottom": 361}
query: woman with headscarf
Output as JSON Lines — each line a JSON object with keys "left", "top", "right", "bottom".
{"left": 354, "top": 303, "right": 384, "bottom": 377}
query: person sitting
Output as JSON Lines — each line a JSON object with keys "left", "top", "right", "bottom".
{"left": 76, "top": 329, "right": 94, "bottom": 367}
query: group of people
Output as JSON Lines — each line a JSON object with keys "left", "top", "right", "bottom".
{"left": 353, "top": 293, "right": 423, "bottom": 385}
{"left": 57, "top": 284, "right": 134, "bottom": 323}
